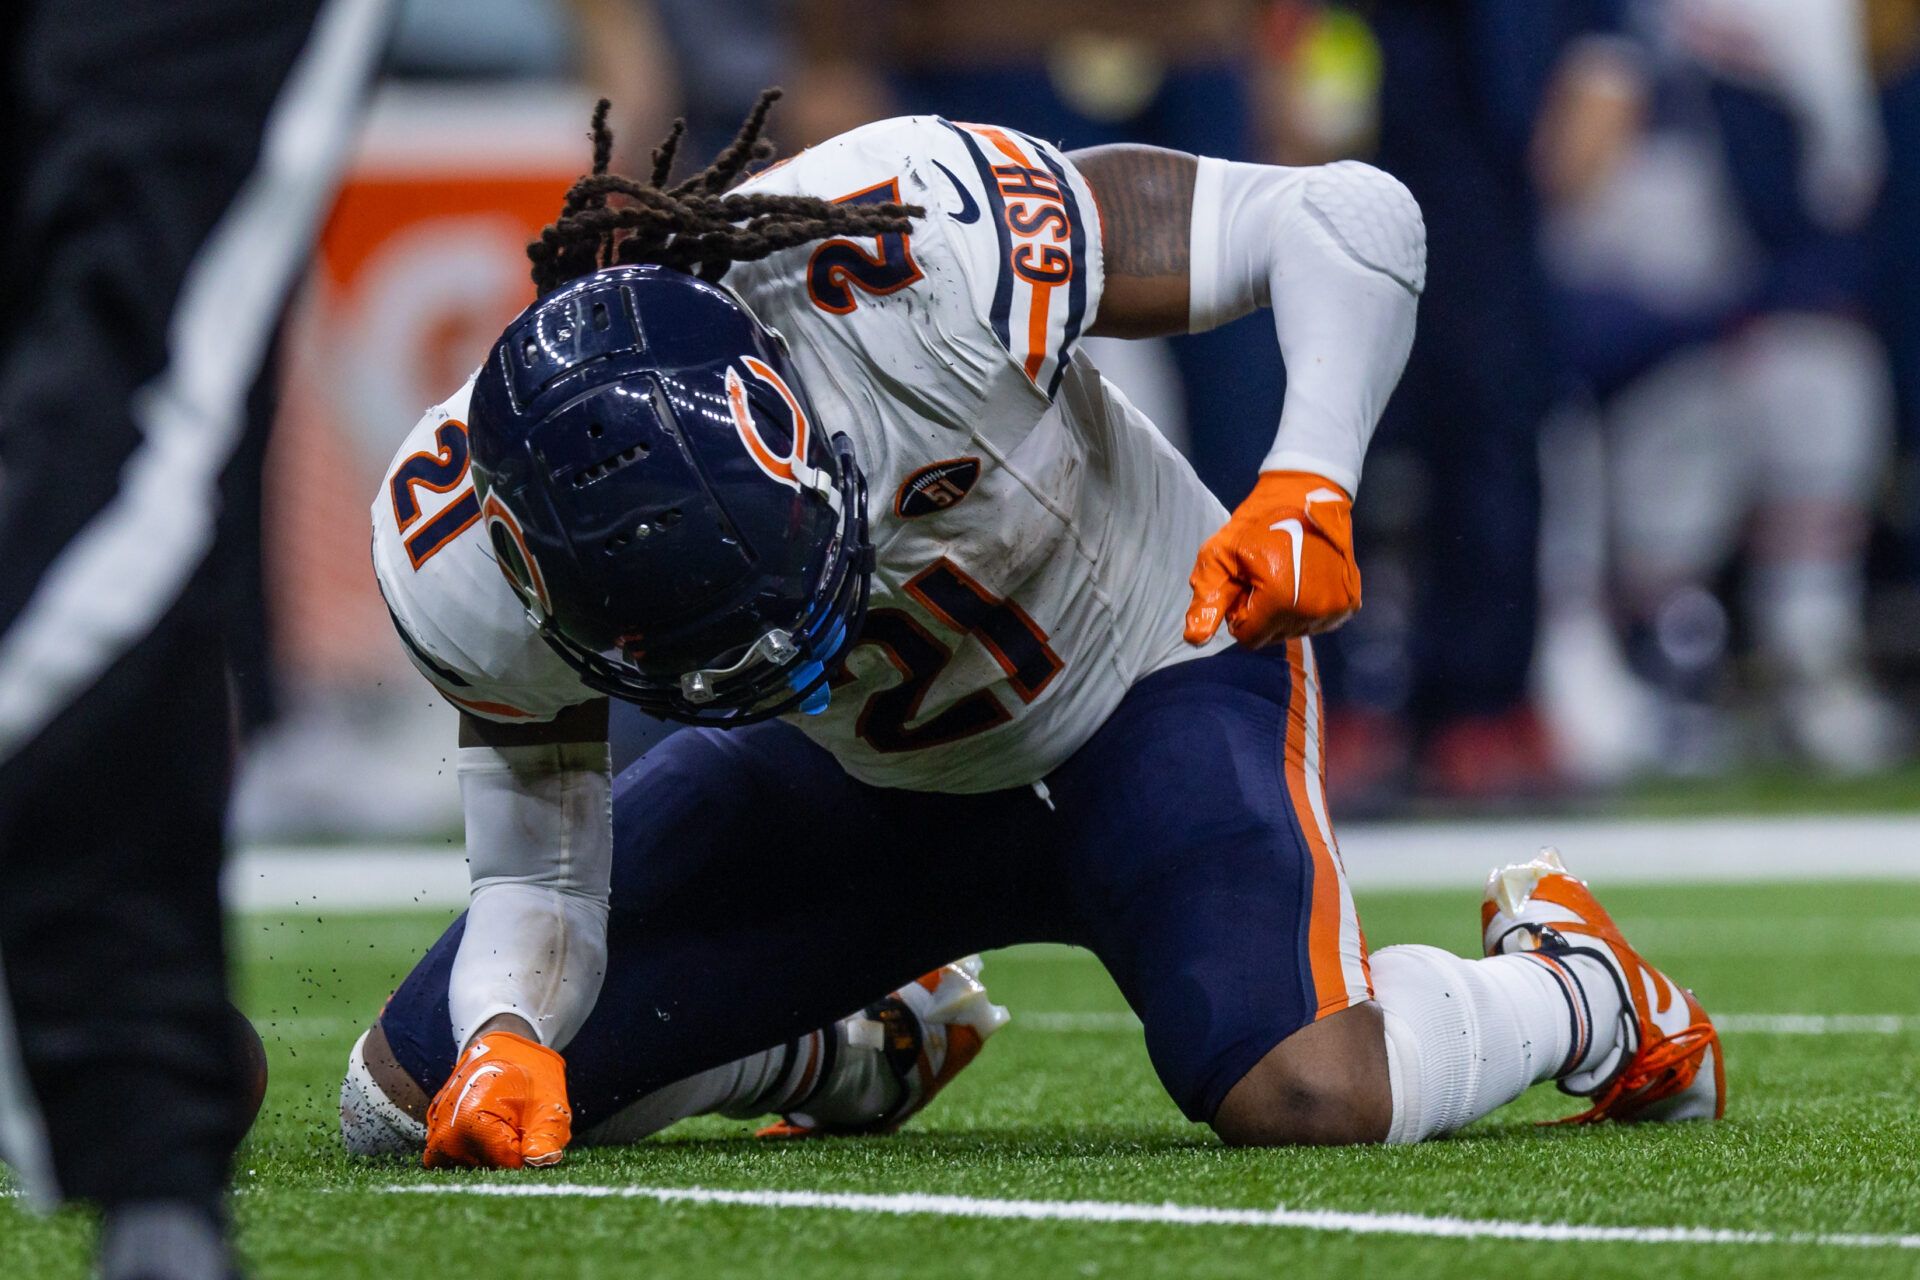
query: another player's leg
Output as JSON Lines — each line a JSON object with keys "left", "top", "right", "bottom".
{"left": 1737, "top": 312, "right": 1906, "bottom": 771}
{"left": 341, "top": 721, "right": 1047, "bottom": 1157}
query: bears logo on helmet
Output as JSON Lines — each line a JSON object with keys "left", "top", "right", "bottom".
{"left": 725, "top": 356, "right": 836, "bottom": 503}
{"left": 480, "top": 491, "right": 552, "bottom": 623}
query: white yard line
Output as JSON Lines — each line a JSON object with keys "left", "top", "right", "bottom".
{"left": 228, "top": 846, "right": 468, "bottom": 912}
{"left": 1714, "top": 1013, "right": 1913, "bottom": 1035}
{"left": 227, "top": 813, "right": 1920, "bottom": 910}
{"left": 1013, "top": 1011, "right": 1915, "bottom": 1035}
{"left": 1016, "top": 1011, "right": 1143, "bottom": 1032}
{"left": 250, "top": 1015, "right": 364, "bottom": 1038}
{"left": 375, "top": 1183, "right": 1920, "bottom": 1250}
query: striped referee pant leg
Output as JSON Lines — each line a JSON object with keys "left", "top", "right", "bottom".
{"left": 0, "top": 0, "right": 393, "bottom": 1209}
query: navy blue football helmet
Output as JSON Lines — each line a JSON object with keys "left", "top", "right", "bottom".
{"left": 466, "top": 265, "right": 872, "bottom": 725}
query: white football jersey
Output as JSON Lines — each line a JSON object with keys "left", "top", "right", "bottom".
{"left": 372, "top": 115, "right": 1231, "bottom": 793}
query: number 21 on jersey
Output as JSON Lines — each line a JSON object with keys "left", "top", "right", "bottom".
{"left": 389, "top": 419, "right": 478, "bottom": 569}
{"left": 850, "top": 559, "right": 1063, "bottom": 753}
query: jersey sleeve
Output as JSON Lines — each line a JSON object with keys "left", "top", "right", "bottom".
{"left": 370, "top": 380, "right": 592, "bottom": 725}
{"left": 729, "top": 116, "right": 1105, "bottom": 421}
{"left": 929, "top": 119, "right": 1104, "bottom": 400}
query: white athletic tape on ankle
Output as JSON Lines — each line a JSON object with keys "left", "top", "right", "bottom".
{"left": 338, "top": 1030, "right": 426, "bottom": 1158}
{"left": 1372, "top": 945, "right": 1567, "bottom": 1144}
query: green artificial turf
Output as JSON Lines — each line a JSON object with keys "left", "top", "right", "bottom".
{"left": 4, "top": 880, "right": 1917, "bottom": 1278}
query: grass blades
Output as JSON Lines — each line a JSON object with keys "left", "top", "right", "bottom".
{"left": 4, "top": 880, "right": 1917, "bottom": 1279}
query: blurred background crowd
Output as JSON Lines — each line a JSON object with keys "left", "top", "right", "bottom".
{"left": 232, "top": 0, "right": 1920, "bottom": 837}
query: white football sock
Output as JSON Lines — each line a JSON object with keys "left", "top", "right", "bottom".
{"left": 581, "top": 1028, "right": 837, "bottom": 1145}
{"left": 776, "top": 1014, "right": 906, "bottom": 1129}
{"left": 1372, "top": 944, "right": 1624, "bottom": 1144}
{"left": 588, "top": 991, "right": 926, "bottom": 1141}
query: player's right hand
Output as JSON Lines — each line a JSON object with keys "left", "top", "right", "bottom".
{"left": 1184, "top": 470, "right": 1361, "bottom": 648}
{"left": 423, "top": 1031, "right": 572, "bottom": 1169}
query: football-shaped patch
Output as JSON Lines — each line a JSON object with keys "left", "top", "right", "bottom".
{"left": 895, "top": 457, "right": 981, "bottom": 519}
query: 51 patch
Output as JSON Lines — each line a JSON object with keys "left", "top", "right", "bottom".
{"left": 895, "top": 457, "right": 981, "bottom": 518}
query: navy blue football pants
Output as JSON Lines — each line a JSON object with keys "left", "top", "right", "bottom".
{"left": 382, "top": 643, "right": 1372, "bottom": 1126}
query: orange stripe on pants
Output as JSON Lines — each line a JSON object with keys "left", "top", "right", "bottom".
{"left": 1283, "top": 639, "right": 1365, "bottom": 1017}
{"left": 1303, "top": 637, "right": 1372, "bottom": 996}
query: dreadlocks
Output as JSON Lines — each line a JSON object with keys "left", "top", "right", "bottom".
{"left": 529, "top": 89, "right": 924, "bottom": 295}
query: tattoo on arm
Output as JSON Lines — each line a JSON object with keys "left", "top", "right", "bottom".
{"left": 1068, "top": 144, "right": 1197, "bottom": 338}
{"left": 1072, "top": 144, "right": 1195, "bottom": 277}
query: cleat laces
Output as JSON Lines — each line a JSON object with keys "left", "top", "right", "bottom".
{"left": 1545, "top": 1020, "right": 1717, "bottom": 1125}
{"left": 1535, "top": 907, "right": 1719, "bottom": 1124}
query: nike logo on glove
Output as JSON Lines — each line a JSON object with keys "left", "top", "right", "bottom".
{"left": 451, "top": 1063, "right": 503, "bottom": 1117}
{"left": 1185, "top": 470, "right": 1361, "bottom": 648}
{"left": 1269, "top": 518, "right": 1304, "bottom": 606}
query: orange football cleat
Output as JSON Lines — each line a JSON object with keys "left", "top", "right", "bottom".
{"left": 1482, "top": 849, "right": 1725, "bottom": 1125}
{"left": 423, "top": 1031, "right": 573, "bottom": 1169}
{"left": 1185, "top": 470, "right": 1360, "bottom": 648}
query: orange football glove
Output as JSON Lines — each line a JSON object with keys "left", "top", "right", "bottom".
{"left": 1185, "top": 470, "right": 1361, "bottom": 648}
{"left": 423, "top": 1031, "right": 572, "bottom": 1170}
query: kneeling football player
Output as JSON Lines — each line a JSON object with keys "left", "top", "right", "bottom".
{"left": 340, "top": 94, "right": 1722, "bottom": 1167}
